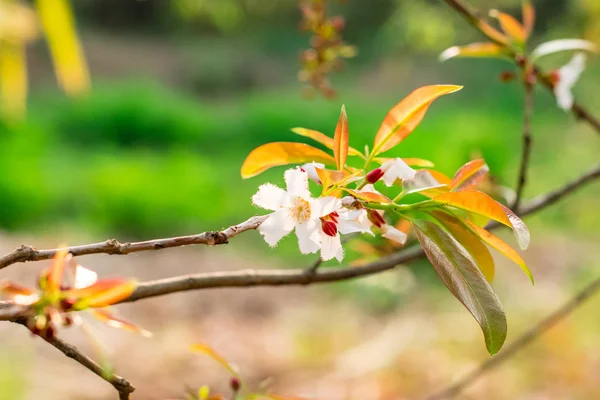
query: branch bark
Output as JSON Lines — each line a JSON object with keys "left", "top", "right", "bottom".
{"left": 513, "top": 78, "right": 534, "bottom": 210}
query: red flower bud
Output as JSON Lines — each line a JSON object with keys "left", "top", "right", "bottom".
{"left": 230, "top": 377, "right": 241, "bottom": 392}
{"left": 366, "top": 168, "right": 384, "bottom": 184}
{"left": 60, "top": 297, "right": 77, "bottom": 311}
{"left": 321, "top": 219, "right": 338, "bottom": 237}
{"left": 367, "top": 210, "right": 386, "bottom": 228}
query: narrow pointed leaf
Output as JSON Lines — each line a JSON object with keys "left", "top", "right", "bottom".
{"left": 91, "top": 309, "right": 152, "bottom": 337}
{"left": 439, "top": 42, "right": 505, "bottom": 62}
{"left": 190, "top": 343, "right": 240, "bottom": 378}
{"left": 413, "top": 220, "right": 507, "bottom": 354}
{"left": 292, "top": 128, "right": 361, "bottom": 156}
{"left": 68, "top": 279, "right": 137, "bottom": 308}
{"left": 343, "top": 188, "right": 391, "bottom": 204}
{"left": 522, "top": 1, "right": 535, "bottom": 38}
{"left": 451, "top": 159, "right": 489, "bottom": 191}
{"left": 433, "top": 190, "right": 530, "bottom": 250}
{"left": 372, "top": 85, "right": 462, "bottom": 155}
{"left": 0, "top": 281, "right": 38, "bottom": 305}
{"left": 462, "top": 218, "right": 533, "bottom": 283}
{"left": 531, "top": 39, "right": 597, "bottom": 61}
{"left": 490, "top": 9, "right": 526, "bottom": 43}
{"left": 36, "top": 0, "right": 90, "bottom": 96}
{"left": 47, "top": 249, "right": 69, "bottom": 293}
{"left": 433, "top": 212, "right": 495, "bottom": 282}
{"left": 333, "top": 105, "right": 349, "bottom": 171}
{"left": 241, "top": 142, "right": 335, "bottom": 178}
{"left": 477, "top": 20, "right": 509, "bottom": 45}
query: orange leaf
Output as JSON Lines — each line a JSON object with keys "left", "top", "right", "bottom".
{"left": 490, "top": 9, "right": 526, "bottom": 43}
{"left": 241, "top": 142, "right": 335, "bottom": 178}
{"left": 462, "top": 218, "right": 533, "bottom": 283}
{"left": 451, "top": 159, "right": 489, "bottom": 191}
{"left": 433, "top": 190, "right": 530, "bottom": 250}
{"left": 522, "top": 1, "right": 535, "bottom": 38}
{"left": 0, "top": 281, "right": 38, "bottom": 305}
{"left": 190, "top": 343, "right": 240, "bottom": 378}
{"left": 373, "top": 85, "right": 462, "bottom": 155}
{"left": 292, "top": 127, "right": 361, "bottom": 156}
{"left": 47, "top": 248, "right": 69, "bottom": 293}
{"left": 343, "top": 188, "right": 392, "bottom": 204}
{"left": 91, "top": 309, "right": 152, "bottom": 337}
{"left": 425, "top": 169, "right": 453, "bottom": 185}
{"left": 477, "top": 20, "right": 509, "bottom": 45}
{"left": 433, "top": 212, "right": 495, "bottom": 282}
{"left": 333, "top": 105, "right": 349, "bottom": 171}
{"left": 68, "top": 279, "right": 137, "bottom": 308}
{"left": 439, "top": 42, "right": 505, "bottom": 61}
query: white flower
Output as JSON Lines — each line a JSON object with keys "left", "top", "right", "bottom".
{"left": 380, "top": 158, "right": 416, "bottom": 187}
{"left": 253, "top": 167, "right": 341, "bottom": 254}
{"left": 555, "top": 53, "right": 586, "bottom": 111}
{"left": 301, "top": 162, "right": 325, "bottom": 184}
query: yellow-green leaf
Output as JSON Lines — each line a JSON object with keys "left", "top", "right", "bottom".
{"left": 333, "top": 105, "right": 349, "bottom": 171}
{"left": 413, "top": 219, "right": 507, "bottom": 355}
{"left": 0, "top": 40, "right": 27, "bottom": 119}
{"left": 433, "top": 190, "right": 530, "bottom": 250}
{"left": 343, "top": 188, "right": 392, "bottom": 204}
{"left": 241, "top": 142, "right": 335, "bottom": 178}
{"left": 372, "top": 85, "right": 462, "bottom": 155}
{"left": 292, "top": 127, "right": 361, "bottom": 156}
{"left": 439, "top": 42, "right": 505, "bottom": 62}
{"left": 433, "top": 211, "right": 495, "bottom": 282}
{"left": 69, "top": 279, "right": 137, "bottom": 308}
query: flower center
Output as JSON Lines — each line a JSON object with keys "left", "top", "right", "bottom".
{"left": 289, "top": 196, "right": 311, "bottom": 223}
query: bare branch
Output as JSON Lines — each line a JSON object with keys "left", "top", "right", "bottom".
{"left": 0, "top": 215, "right": 267, "bottom": 271}
{"left": 423, "top": 272, "right": 600, "bottom": 400}
{"left": 513, "top": 79, "right": 534, "bottom": 210}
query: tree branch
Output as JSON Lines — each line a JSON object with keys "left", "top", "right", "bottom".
{"left": 0, "top": 215, "right": 267, "bottom": 271}
{"left": 423, "top": 272, "right": 600, "bottom": 400}
{"left": 513, "top": 78, "right": 534, "bottom": 210}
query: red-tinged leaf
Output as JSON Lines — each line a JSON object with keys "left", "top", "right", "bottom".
{"left": 0, "top": 281, "right": 38, "bottom": 305}
{"left": 462, "top": 218, "right": 533, "bottom": 284}
{"left": 375, "top": 157, "right": 435, "bottom": 168}
{"left": 241, "top": 142, "right": 335, "bottom": 178}
{"left": 433, "top": 212, "right": 495, "bottom": 282}
{"left": 432, "top": 190, "right": 530, "bottom": 250}
{"left": 333, "top": 105, "right": 349, "bottom": 171}
{"left": 343, "top": 188, "right": 392, "bottom": 204}
{"left": 190, "top": 343, "right": 240, "bottom": 378}
{"left": 292, "top": 127, "right": 361, "bottom": 156}
{"left": 47, "top": 248, "right": 69, "bottom": 293}
{"left": 439, "top": 42, "right": 505, "bottom": 62}
{"left": 372, "top": 85, "right": 462, "bottom": 155}
{"left": 413, "top": 219, "right": 507, "bottom": 355}
{"left": 68, "top": 279, "right": 137, "bottom": 309}
{"left": 490, "top": 9, "right": 526, "bottom": 44}
{"left": 451, "top": 159, "right": 489, "bottom": 191}
{"left": 91, "top": 309, "right": 152, "bottom": 337}
{"left": 522, "top": 1, "right": 535, "bottom": 38}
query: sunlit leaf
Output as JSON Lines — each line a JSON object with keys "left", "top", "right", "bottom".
{"left": 425, "top": 169, "right": 453, "bottom": 185}
{"left": 241, "top": 142, "right": 335, "bottom": 178}
{"left": 439, "top": 42, "right": 505, "bottom": 62}
{"left": 0, "top": 3, "right": 38, "bottom": 42}
{"left": 190, "top": 343, "right": 240, "bottom": 378}
{"left": 198, "top": 386, "right": 211, "bottom": 400}
{"left": 522, "top": 1, "right": 535, "bottom": 38}
{"left": 315, "top": 167, "right": 361, "bottom": 196}
{"left": 343, "top": 188, "right": 392, "bottom": 204}
{"left": 90, "top": 309, "right": 152, "bottom": 337}
{"left": 433, "top": 212, "right": 495, "bottom": 282}
{"left": 68, "top": 279, "right": 137, "bottom": 308}
{"left": 291, "top": 127, "right": 361, "bottom": 156}
{"left": 477, "top": 20, "right": 509, "bottom": 45}
{"left": 462, "top": 218, "right": 533, "bottom": 283}
{"left": 530, "top": 39, "right": 597, "bottom": 61}
{"left": 490, "top": 9, "right": 526, "bottom": 44}
{"left": 413, "top": 219, "right": 507, "bottom": 355}
{"left": 47, "top": 249, "right": 69, "bottom": 293}
{"left": 451, "top": 159, "right": 489, "bottom": 191}
{"left": 372, "top": 85, "right": 462, "bottom": 155}
{"left": 0, "top": 41, "right": 27, "bottom": 119}
{"left": 0, "top": 281, "right": 38, "bottom": 305}
{"left": 36, "top": 0, "right": 90, "bottom": 96}
{"left": 432, "top": 190, "right": 530, "bottom": 250}
{"left": 333, "top": 105, "right": 349, "bottom": 171}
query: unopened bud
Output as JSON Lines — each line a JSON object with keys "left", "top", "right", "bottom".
{"left": 515, "top": 55, "right": 526, "bottom": 68}
{"left": 366, "top": 168, "right": 384, "bottom": 183}
{"left": 230, "top": 377, "right": 241, "bottom": 392}
{"left": 321, "top": 219, "right": 338, "bottom": 237}
{"left": 43, "top": 324, "right": 56, "bottom": 341}
{"left": 367, "top": 210, "right": 386, "bottom": 228}
{"left": 60, "top": 297, "right": 77, "bottom": 311}
{"left": 330, "top": 16, "right": 345, "bottom": 31}
{"left": 499, "top": 71, "right": 515, "bottom": 83}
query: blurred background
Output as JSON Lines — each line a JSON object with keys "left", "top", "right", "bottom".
{"left": 0, "top": 0, "right": 599, "bottom": 399}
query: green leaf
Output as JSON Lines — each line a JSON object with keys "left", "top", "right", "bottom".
{"left": 413, "top": 219, "right": 507, "bottom": 355}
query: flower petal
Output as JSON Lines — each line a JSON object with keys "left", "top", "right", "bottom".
{"left": 285, "top": 167, "right": 311, "bottom": 198}
{"left": 381, "top": 224, "right": 408, "bottom": 245}
{"left": 301, "top": 162, "right": 325, "bottom": 184}
{"left": 295, "top": 219, "right": 320, "bottom": 254}
{"left": 321, "top": 234, "right": 344, "bottom": 262}
{"left": 258, "top": 209, "right": 295, "bottom": 247}
{"left": 555, "top": 53, "right": 586, "bottom": 111}
{"left": 381, "top": 158, "right": 416, "bottom": 187}
{"left": 318, "top": 196, "right": 342, "bottom": 217}
{"left": 252, "top": 183, "right": 288, "bottom": 211}
{"left": 338, "top": 209, "right": 373, "bottom": 235}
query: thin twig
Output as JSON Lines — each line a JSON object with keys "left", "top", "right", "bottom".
{"left": 423, "top": 273, "right": 600, "bottom": 400}
{"left": 442, "top": 0, "right": 600, "bottom": 137}
{"left": 513, "top": 78, "right": 534, "bottom": 210}
{"left": 0, "top": 215, "right": 267, "bottom": 271}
